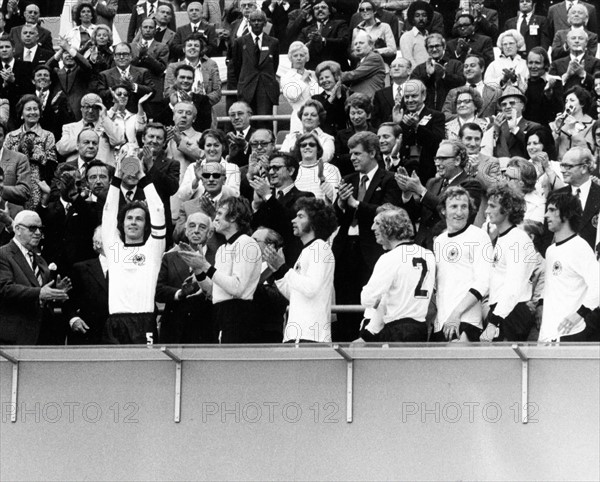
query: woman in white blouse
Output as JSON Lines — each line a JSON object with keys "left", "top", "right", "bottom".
{"left": 280, "top": 99, "right": 335, "bottom": 164}
{"left": 104, "top": 83, "right": 152, "bottom": 150}
{"left": 65, "top": 2, "right": 98, "bottom": 52}
{"left": 280, "top": 41, "right": 322, "bottom": 133}
{"left": 292, "top": 131, "right": 341, "bottom": 204}
{"left": 351, "top": 0, "right": 396, "bottom": 64}
{"left": 484, "top": 30, "right": 528, "bottom": 91}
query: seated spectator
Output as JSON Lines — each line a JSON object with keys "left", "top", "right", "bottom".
{"left": 351, "top": 0, "right": 396, "bottom": 65}
{"left": 312, "top": 61, "right": 352, "bottom": 136}
{"left": 340, "top": 30, "right": 385, "bottom": 99}
{"left": 552, "top": 86, "right": 595, "bottom": 161}
{"left": 239, "top": 129, "right": 277, "bottom": 203}
{"left": 504, "top": 156, "right": 546, "bottom": 223}
{"left": 292, "top": 131, "right": 341, "bottom": 204}
{"left": 372, "top": 58, "right": 412, "bottom": 128}
{"left": 446, "top": 12, "right": 494, "bottom": 69}
{"left": 280, "top": 41, "right": 322, "bottom": 134}
{"left": 127, "top": 0, "right": 177, "bottom": 44}
{"left": 445, "top": 86, "right": 491, "bottom": 148}
{"left": 549, "top": 29, "right": 600, "bottom": 92}
{"left": 5, "top": 94, "right": 57, "bottom": 210}
{"left": 264, "top": 197, "right": 338, "bottom": 343}
{"left": 280, "top": 99, "right": 335, "bottom": 164}
{"left": 410, "top": 33, "right": 465, "bottom": 112}
{"left": 483, "top": 29, "right": 528, "bottom": 92}
{"left": 8, "top": 4, "right": 53, "bottom": 53}
{"left": 64, "top": 2, "right": 98, "bottom": 52}
{"left": 550, "top": 3, "right": 598, "bottom": 61}
{"left": 399, "top": 0, "right": 432, "bottom": 68}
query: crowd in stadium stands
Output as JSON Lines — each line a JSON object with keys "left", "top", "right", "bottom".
{"left": 1, "top": 0, "right": 600, "bottom": 346}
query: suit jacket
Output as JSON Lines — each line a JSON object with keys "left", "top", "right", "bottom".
{"left": 94, "top": 0, "right": 118, "bottom": 28}
{"left": 504, "top": 14, "right": 550, "bottom": 55}
{"left": 556, "top": 183, "right": 600, "bottom": 251}
{"left": 372, "top": 85, "right": 395, "bottom": 128}
{"left": 38, "top": 88, "right": 74, "bottom": 140}
{"left": 295, "top": 18, "right": 350, "bottom": 71}
{"left": 173, "top": 192, "right": 233, "bottom": 243}
{"left": 15, "top": 45, "right": 54, "bottom": 68}
{"left": 131, "top": 40, "right": 169, "bottom": 103}
{"left": 332, "top": 167, "right": 404, "bottom": 270}
{"left": 0, "top": 59, "right": 35, "bottom": 129}
{"left": 171, "top": 22, "right": 219, "bottom": 60}
{"left": 549, "top": 54, "right": 600, "bottom": 92}
{"left": 0, "top": 240, "right": 51, "bottom": 344}
{"left": 443, "top": 83, "right": 501, "bottom": 121}
{"left": 251, "top": 186, "right": 315, "bottom": 264}
{"left": 93, "top": 65, "right": 155, "bottom": 113}
{"left": 134, "top": 27, "right": 176, "bottom": 50}
{"left": 411, "top": 57, "right": 465, "bottom": 111}
{"left": 551, "top": 28, "right": 598, "bottom": 61}
{"left": 493, "top": 117, "right": 543, "bottom": 158}
{"left": 547, "top": 1, "right": 597, "bottom": 41}
{"left": 47, "top": 53, "right": 93, "bottom": 122}
{"left": 63, "top": 257, "right": 109, "bottom": 345}
{"left": 0, "top": 148, "right": 31, "bottom": 220}
{"left": 399, "top": 106, "right": 446, "bottom": 183}
{"left": 231, "top": 33, "right": 280, "bottom": 106}
{"left": 127, "top": 0, "right": 177, "bottom": 43}
{"left": 446, "top": 34, "right": 495, "bottom": 70}
{"left": 311, "top": 86, "right": 352, "bottom": 135}
{"left": 9, "top": 24, "right": 53, "bottom": 52}
{"left": 55, "top": 119, "right": 123, "bottom": 165}
{"left": 472, "top": 7, "right": 499, "bottom": 41}
{"left": 340, "top": 51, "right": 386, "bottom": 99}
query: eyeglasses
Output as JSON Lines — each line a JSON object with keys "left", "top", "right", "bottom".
{"left": 559, "top": 162, "right": 585, "bottom": 170}
{"left": 456, "top": 98, "right": 473, "bottom": 105}
{"left": 81, "top": 105, "right": 101, "bottom": 110}
{"left": 300, "top": 142, "right": 317, "bottom": 148}
{"left": 358, "top": 7, "right": 373, "bottom": 12}
{"left": 250, "top": 141, "right": 272, "bottom": 148}
{"left": 114, "top": 92, "right": 129, "bottom": 97}
{"left": 313, "top": 5, "right": 329, "bottom": 10}
{"left": 268, "top": 165, "right": 286, "bottom": 171}
{"left": 114, "top": 52, "right": 131, "bottom": 57}
{"left": 17, "top": 224, "right": 44, "bottom": 233}
{"left": 201, "top": 173, "right": 223, "bottom": 179}
{"left": 434, "top": 156, "right": 456, "bottom": 161}
{"left": 456, "top": 23, "right": 472, "bottom": 28}
{"left": 427, "top": 44, "right": 444, "bottom": 49}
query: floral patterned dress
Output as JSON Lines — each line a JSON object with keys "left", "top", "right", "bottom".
{"left": 5, "top": 124, "right": 57, "bottom": 210}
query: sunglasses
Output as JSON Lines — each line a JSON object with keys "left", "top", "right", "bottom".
{"left": 201, "top": 173, "right": 223, "bottom": 179}
{"left": 17, "top": 224, "right": 44, "bottom": 233}
{"left": 300, "top": 142, "right": 317, "bottom": 148}
{"left": 268, "top": 165, "right": 286, "bottom": 171}
{"left": 358, "top": 7, "right": 373, "bottom": 11}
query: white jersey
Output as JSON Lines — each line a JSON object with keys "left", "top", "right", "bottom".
{"left": 489, "top": 225, "right": 535, "bottom": 318}
{"left": 434, "top": 225, "right": 491, "bottom": 330}
{"left": 276, "top": 239, "right": 335, "bottom": 343}
{"left": 102, "top": 178, "right": 166, "bottom": 314}
{"left": 540, "top": 234, "right": 600, "bottom": 342}
{"left": 361, "top": 243, "right": 435, "bottom": 329}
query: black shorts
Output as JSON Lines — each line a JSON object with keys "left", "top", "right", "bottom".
{"left": 377, "top": 318, "right": 428, "bottom": 342}
{"left": 213, "top": 299, "right": 255, "bottom": 343}
{"left": 489, "top": 302, "right": 534, "bottom": 342}
{"left": 430, "top": 322, "right": 483, "bottom": 342}
{"left": 103, "top": 313, "right": 157, "bottom": 345}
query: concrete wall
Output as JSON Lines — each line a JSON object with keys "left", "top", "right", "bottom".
{"left": 1, "top": 345, "right": 599, "bottom": 481}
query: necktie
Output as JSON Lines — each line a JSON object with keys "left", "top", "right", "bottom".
{"left": 276, "top": 190, "right": 284, "bottom": 200}
{"left": 255, "top": 35, "right": 261, "bottom": 62}
{"left": 385, "top": 156, "right": 391, "bottom": 170}
{"left": 86, "top": 122, "right": 95, "bottom": 128}
{"left": 566, "top": 1, "right": 573, "bottom": 13}
{"left": 575, "top": 187, "right": 582, "bottom": 206}
{"left": 241, "top": 20, "right": 249, "bottom": 37}
{"left": 395, "top": 85, "right": 403, "bottom": 105}
{"left": 441, "top": 178, "right": 449, "bottom": 191}
{"left": 28, "top": 251, "right": 43, "bottom": 286}
{"left": 193, "top": 24, "right": 198, "bottom": 33}
{"left": 148, "top": 2, "right": 155, "bottom": 16}
{"left": 519, "top": 13, "right": 528, "bottom": 38}
{"left": 126, "top": 190, "right": 134, "bottom": 202}
{"left": 120, "top": 69, "right": 127, "bottom": 79}
{"left": 351, "top": 175, "right": 368, "bottom": 227}
{"left": 3, "top": 62, "right": 9, "bottom": 70}
{"left": 24, "top": 49, "right": 32, "bottom": 61}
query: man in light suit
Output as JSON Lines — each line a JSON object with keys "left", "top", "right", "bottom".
{"left": 171, "top": 1, "right": 219, "bottom": 59}
{"left": 127, "top": 0, "right": 177, "bottom": 43}
{"left": 92, "top": 42, "right": 155, "bottom": 114}
{"left": 547, "top": 0, "right": 597, "bottom": 44}
{"left": 231, "top": 10, "right": 279, "bottom": 122}
{"left": 443, "top": 54, "right": 501, "bottom": 121}
{"left": 504, "top": 0, "right": 551, "bottom": 56}
{"left": 332, "top": 131, "right": 404, "bottom": 342}
{"left": 0, "top": 210, "right": 70, "bottom": 345}
{"left": 340, "top": 30, "right": 385, "bottom": 99}
{"left": 372, "top": 57, "right": 412, "bottom": 128}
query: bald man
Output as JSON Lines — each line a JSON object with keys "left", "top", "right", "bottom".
{"left": 341, "top": 30, "right": 386, "bottom": 98}
{"left": 0, "top": 210, "right": 71, "bottom": 344}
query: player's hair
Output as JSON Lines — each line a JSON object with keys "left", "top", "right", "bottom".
{"left": 487, "top": 184, "right": 526, "bottom": 225}
{"left": 200, "top": 128, "right": 229, "bottom": 156}
{"left": 293, "top": 197, "right": 337, "bottom": 241}
{"left": 348, "top": 131, "right": 380, "bottom": 156}
{"left": 345, "top": 92, "right": 373, "bottom": 115}
{"left": 453, "top": 85, "right": 483, "bottom": 114}
{"left": 507, "top": 157, "right": 537, "bottom": 194}
{"left": 546, "top": 192, "right": 583, "bottom": 232}
{"left": 459, "top": 121, "right": 483, "bottom": 138}
{"left": 440, "top": 139, "right": 469, "bottom": 168}
{"left": 254, "top": 226, "right": 284, "bottom": 249}
{"left": 117, "top": 201, "right": 152, "bottom": 243}
{"left": 217, "top": 197, "right": 253, "bottom": 235}
{"left": 376, "top": 207, "right": 415, "bottom": 241}
{"left": 437, "top": 185, "right": 476, "bottom": 218}
{"left": 294, "top": 131, "right": 324, "bottom": 160}
{"left": 378, "top": 122, "right": 402, "bottom": 137}
{"left": 297, "top": 98, "right": 327, "bottom": 124}
{"left": 269, "top": 151, "right": 300, "bottom": 181}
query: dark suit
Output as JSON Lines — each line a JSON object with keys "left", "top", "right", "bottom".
{"left": 443, "top": 83, "right": 501, "bottom": 121}
{"left": 294, "top": 18, "right": 351, "bottom": 71}
{"left": 171, "top": 21, "right": 219, "bottom": 60}
{"left": 0, "top": 59, "right": 35, "bottom": 129}
{"left": 504, "top": 15, "right": 550, "bottom": 55}
{"left": 251, "top": 186, "right": 315, "bottom": 265}
{"left": 0, "top": 240, "right": 51, "bottom": 345}
{"left": 15, "top": 45, "right": 53, "bottom": 67}
{"left": 556, "top": 183, "right": 600, "bottom": 251}
{"left": 9, "top": 24, "right": 53, "bottom": 52}
{"left": 228, "top": 127, "right": 257, "bottom": 168}
{"left": 312, "top": 86, "right": 351, "bottom": 135}
{"left": 37, "top": 197, "right": 101, "bottom": 275}
{"left": 331, "top": 167, "right": 404, "bottom": 341}
{"left": 549, "top": 54, "right": 600, "bottom": 92}
{"left": 231, "top": 33, "right": 280, "bottom": 117}
{"left": 523, "top": 76, "right": 564, "bottom": 130}
{"left": 155, "top": 249, "right": 216, "bottom": 343}
{"left": 134, "top": 26, "right": 176, "bottom": 51}
{"left": 446, "top": 34, "right": 495, "bottom": 70}
{"left": 493, "top": 117, "right": 543, "bottom": 158}
{"left": 399, "top": 107, "right": 446, "bottom": 184}
{"left": 411, "top": 57, "right": 465, "bottom": 112}
{"left": 64, "top": 257, "right": 109, "bottom": 345}
{"left": 93, "top": 65, "right": 155, "bottom": 113}
{"left": 547, "top": 1, "right": 597, "bottom": 42}
{"left": 372, "top": 85, "right": 396, "bottom": 128}
{"left": 38, "top": 88, "right": 74, "bottom": 140}
{"left": 131, "top": 39, "right": 169, "bottom": 105}
{"left": 127, "top": 0, "right": 177, "bottom": 43}
{"left": 551, "top": 28, "right": 598, "bottom": 61}
{"left": 46, "top": 53, "right": 92, "bottom": 122}
{"left": 340, "top": 51, "right": 386, "bottom": 99}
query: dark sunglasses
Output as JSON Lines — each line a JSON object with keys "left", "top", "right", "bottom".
{"left": 300, "top": 142, "right": 317, "bottom": 148}
{"left": 201, "top": 173, "right": 223, "bottom": 179}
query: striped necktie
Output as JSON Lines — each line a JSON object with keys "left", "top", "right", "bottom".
{"left": 28, "top": 251, "right": 43, "bottom": 286}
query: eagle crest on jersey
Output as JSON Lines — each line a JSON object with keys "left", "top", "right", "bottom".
{"left": 552, "top": 261, "right": 562, "bottom": 276}
{"left": 133, "top": 253, "right": 147, "bottom": 266}
{"left": 447, "top": 246, "right": 459, "bottom": 261}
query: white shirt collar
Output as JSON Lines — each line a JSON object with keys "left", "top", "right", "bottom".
{"left": 120, "top": 185, "right": 137, "bottom": 198}
{"left": 572, "top": 177, "right": 591, "bottom": 204}
{"left": 98, "top": 254, "right": 108, "bottom": 275}
{"left": 13, "top": 236, "right": 32, "bottom": 259}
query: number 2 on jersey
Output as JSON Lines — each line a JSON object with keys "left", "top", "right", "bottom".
{"left": 412, "top": 257, "right": 429, "bottom": 298}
